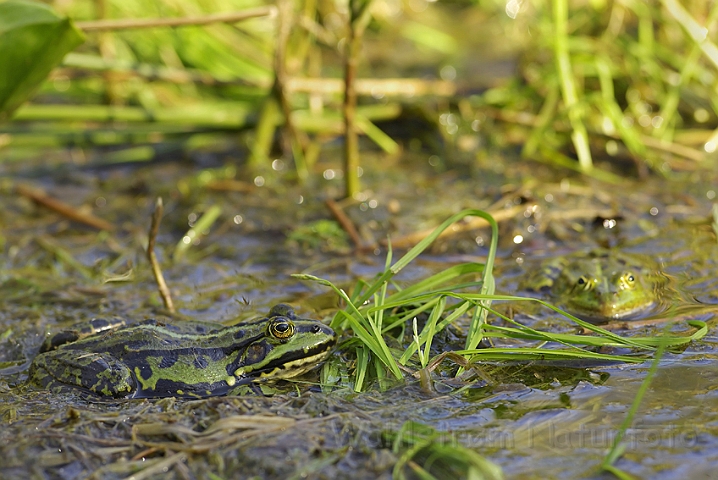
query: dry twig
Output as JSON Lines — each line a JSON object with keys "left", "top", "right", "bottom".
{"left": 325, "top": 198, "right": 366, "bottom": 250}
{"left": 147, "top": 198, "right": 175, "bottom": 313}
{"left": 16, "top": 183, "right": 116, "bottom": 231}
{"left": 385, "top": 203, "right": 532, "bottom": 250}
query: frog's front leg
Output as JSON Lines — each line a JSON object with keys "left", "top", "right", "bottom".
{"left": 29, "top": 350, "right": 137, "bottom": 398}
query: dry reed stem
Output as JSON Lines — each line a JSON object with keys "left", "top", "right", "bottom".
{"left": 343, "top": 0, "right": 375, "bottom": 198}
{"left": 274, "top": 0, "right": 305, "bottom": 175}
{"left": 287, "top": 77, "right": 456, "bottom": 97}
{"left": 385, "top": 203, "right": 532, "bottom": 250}
{"left": 16, "top": 183, "right": 116, "bottom": 231}
{"left": 147, "top": 197, "right": 175, "bottom": 313}
{"left": 76, "top": 7, "right": 276, "bottom": 31}
{"left": 343, "top": 31, "right": 360, "bottom": 198}
{"left": 325, "top": 198, "right": 365, "bottom": 249}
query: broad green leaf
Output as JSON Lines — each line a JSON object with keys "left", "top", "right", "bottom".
{"left": 0, "top": 0, "right": 85, "bottom": 121}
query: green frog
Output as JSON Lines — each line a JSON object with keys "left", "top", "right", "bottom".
{"left": 523, "top": 249, "right": 665, "bottom": 321}
{"left": 29, "top": 304, "right": 336, "bottom": 399}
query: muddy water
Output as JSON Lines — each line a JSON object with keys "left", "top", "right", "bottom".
{"left": 0, "top": 149, "right": 716, "bottom": 478}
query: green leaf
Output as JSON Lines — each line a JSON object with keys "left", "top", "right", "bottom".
{"left": 0, "top": 0, "right": 85, "bottom": 121}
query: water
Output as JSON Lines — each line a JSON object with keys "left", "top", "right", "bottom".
{"left": 0, "top": 148, "right": 717, "bottom": 478}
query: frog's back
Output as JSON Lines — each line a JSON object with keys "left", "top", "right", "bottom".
{"left": 32, "top": 319, "right": 245, "bottom": 398}
{"left": 29, "top": 304, "right": 336, "bottom": 399}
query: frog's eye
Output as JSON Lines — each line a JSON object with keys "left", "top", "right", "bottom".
{"left": 577, "top": 276, "right": 590, "bottom": 289}
{"left": 620, "top": 273, "right": 636, "bottom": 289}
{"left": 269, "top": 318, "right": 295, "bottom": 340}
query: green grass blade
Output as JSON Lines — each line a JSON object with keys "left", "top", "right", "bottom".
{"left": 174, "top": 204, "right": 222, "bottom": 260}
{"left": 454, "top": 347, "right": 641, "bottom": 364}
{"left": 356, "top": 209, "right": 496, "bottom": 307}
{"left": 601, "top": 328, "right": 671, "bottom": 474}
{"left": 553, "top": 0, "right": 593, "bottom": 171}
{"left": 354, "top": 346, "right": 369, "bottom": 392}
{"left": 384, "top": 262, "right": 484, "bottom": 305}
{"left": 464, "top": 211, "right": 499, "bottom": 351}
{"left": 293, "top": 273, "right": 403, "bottom": 379}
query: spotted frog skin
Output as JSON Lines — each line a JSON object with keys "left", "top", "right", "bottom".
{"left": 524, "top": 249, "right": 665, "bottom": 321}
{"left": 29, "top": 304, "right": 336, "bottom": 398}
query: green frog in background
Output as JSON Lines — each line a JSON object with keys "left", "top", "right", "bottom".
{"left": 524, "top": 249, "right": 666, "bottom": 321}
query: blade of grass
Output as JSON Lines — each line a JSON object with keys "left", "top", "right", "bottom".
{"left": 595, "top": 56, "right": 646, "bottom": 158}
{"left": 352, "top": 209, "right": 497, "bottom": 308}
{"left": 553, "top": 0, "right": 593, "bottom": 171}
{"left": 354, "top": 346, "right": 369, "bottom": 392}
{"left": 382, "top": 262, "right": 484, "bottom": 305}
{"left": 391, "top": 421, "right": 503, "bottom": 480}
{"left": 399, "top": 299, "right": 473, "bottom": 365}
{"left": 174, "top": 205, "right": 222, "bottom": 260}
{"left": 418, "top": 296, "right": 446, "bottom": 368}
{"left": 293, "top": 274, "right": 403, "bottom": 379}
{"left": 356, "top": 114, "right": 400, "bottom": 154}
{"left": 600, "top": 328, "right": 671, "bottom": 476}
{"left": 465, "top": 209, "right": 497, "bottom": 352}
{"left": 522, "top": 83, "right": 559, "bottom": 158}
{"left": 36, "top": 236, "right": 93, "bottom": 279}
{"left": 481, "top": 320, "right": 707, "bottom": 349}
{"left": 458, "top": 293, "right": 661, "bottom": 350}
{"left": 662, "top": 0, "right": 718, "bottom": 70}
{"left": 453, "top": 347, "right": 642, "bottom": 364}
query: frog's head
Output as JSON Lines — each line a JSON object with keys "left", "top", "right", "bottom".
{"left": 235, "top": 304, "right": 336, "bottom": 381}
{"left": 562, "top": 267, "right": 656, "bottom": 320}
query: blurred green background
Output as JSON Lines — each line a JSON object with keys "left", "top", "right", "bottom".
{"left": 2, "top": 0, "right": 717, "bottom": 188}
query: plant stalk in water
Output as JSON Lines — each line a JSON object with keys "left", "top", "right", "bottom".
{"left": 344, "top": 0, "right": 375, "bottom": 198}
{"left": 147, "top": 197, "right": 175, "bottom": 313}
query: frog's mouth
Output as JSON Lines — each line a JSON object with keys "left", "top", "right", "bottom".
{"left": 568, "top": 297, "right": 657, "bottom": 322}
{"left": 253, "top": 338, "right": 337, "bottom": 380}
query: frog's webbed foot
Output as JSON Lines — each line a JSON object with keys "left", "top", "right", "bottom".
{"left": 29, "top": 350, "right": 136, "bottom": 398}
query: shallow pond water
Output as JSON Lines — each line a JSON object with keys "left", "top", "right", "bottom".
{"left": 0, "top": 146, "right": 717, "bottom": 478}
